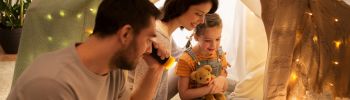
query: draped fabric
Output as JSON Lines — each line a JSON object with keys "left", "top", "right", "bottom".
{"left": 261, "top": 0, "right": 350, "bottom": 99}
{"left": 13, "top": 0, "right": 100, "bottom": 83}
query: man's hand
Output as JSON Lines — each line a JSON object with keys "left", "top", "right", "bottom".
{"left": 143, "top": 42, "right": 170, "bottom": 71}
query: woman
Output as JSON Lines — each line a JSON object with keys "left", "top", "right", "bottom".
{"left": 131, "top": 0, "right": 219, "bottom": 99}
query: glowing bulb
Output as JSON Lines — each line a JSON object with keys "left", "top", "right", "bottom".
{"left": 89, "top": 8, "right": 94, "bottom": 12}
{"left": 334, "top": 40, "right": 342, "bottom": 48}
{"left": 46, "top": 14, "right": 53, "bottom": 21}
{"left": 47, "top": 36, "right": 53, "bottom": 42}
{"left": 313, "top": 35, "right": 318, "bottom": 42}
{"left": 76, "top": 13, "right": 82, "bottom": 19}
{"left": 334, "top": 18, "right": 339, "bottom": 22}
{"left": 308, "top": 12, "right": 313, "bottom": 16}
{"left": 89, "top": 8, "right": 97, "bottom": 14}
{"left": 329, "top": 83, "right": 334, "bottom": 86}
{"left": 296, "top": 59, "right": 300, "bottom": 62}
{"left": 85, "top": 28, "right": 93, "bottom": 35}
{"left": 59, "top": 10, "right": 65, "bottom": 17}
{"left": 291, "top": 72, "right": 297, "bottom": 81}
{"left": 334, "top": 61, "right": 339, "bottom": 65}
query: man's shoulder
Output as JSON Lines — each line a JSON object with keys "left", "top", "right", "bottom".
{"left": 19, "top": 46, "right": 80, "bottom": 83}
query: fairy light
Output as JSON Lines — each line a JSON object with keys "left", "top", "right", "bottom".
{"left": 291, "top": 71, "right": 297, "bottom": 81}
{"left": 85, "top": 28, "right": 93, "bottom": 35}
{"left": 313, "top": 35, "right": 318, "bottom": 42}
{"left": 334, "top": 18, "right": 339, "bottom": 22}
{"left": 47, "top": 36, "right": 53, "bottom": 42}
{"left": 59, "top": 10, "right": 65, "bottom": 17}
{"left": 334, "top": 61, "right": 339, "bottom": 65}
{"left": 296, "top": 59, "right": 300, "bottom": 62}
{"left": 308, "top": 12, "right": 313, "bottom": 16}
{"left": 334, "top": 40, "right": 342, "bottom": 48}
{"left": 76, "top": 13, "right": 82, "bottom": 19}
{"left": 46, "top": 14, "right": 53, "bottom": 21}
{"left": 329, "top": 83, "right": 334, "bottom": 87}
{"left": 89, "top": 8, "right": 97, "bottom": 14}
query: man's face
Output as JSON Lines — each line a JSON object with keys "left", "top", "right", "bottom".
{"left": 111, "top": 17, "right": 157, "bottom": 70}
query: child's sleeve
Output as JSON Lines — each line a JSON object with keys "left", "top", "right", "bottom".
{"left": 176, "top": 53, "right": 194, "bottom": 77}
{"left": 221, "top": 53, "right": 230, "bottom": 69}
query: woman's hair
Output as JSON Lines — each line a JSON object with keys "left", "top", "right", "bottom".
{"left": 185, "top": 13, "right": 222, "bottom": 48}
{"left": 161, "top": 0, "right": 218, "bottom": 22}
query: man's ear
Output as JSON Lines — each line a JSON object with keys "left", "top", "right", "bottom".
{"left": 117, "top": 24, "right": 133, "bottom": 45}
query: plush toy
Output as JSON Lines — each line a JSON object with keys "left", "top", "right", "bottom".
{"left": 190, "top": 65, "right": 226, "bottom": 100}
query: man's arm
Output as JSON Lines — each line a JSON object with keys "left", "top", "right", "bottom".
{"left": 130, "top": 43, "right": 168, "bottom": 100}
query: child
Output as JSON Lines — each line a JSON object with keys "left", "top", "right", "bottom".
{"left": 176, "top": 13, "right": 229, "bottom": 100}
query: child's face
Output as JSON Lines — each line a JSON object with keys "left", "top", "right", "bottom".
{"left": 195, "top": 26, "right": 222, "bottom": 55}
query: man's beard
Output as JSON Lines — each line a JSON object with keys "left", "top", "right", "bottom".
{"left": 110, "top": 40, "right": 140, "bottom": 70}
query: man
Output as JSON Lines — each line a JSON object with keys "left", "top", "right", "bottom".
{"left": 7, "top": 0, "right": 167, "bottom": 99}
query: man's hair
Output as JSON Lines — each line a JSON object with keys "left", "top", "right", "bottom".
{"left": 93, "top": 0, "right": 161, "bottom": 37}
{"left": 161, "top": 0, "right": 218, "bottom": 22}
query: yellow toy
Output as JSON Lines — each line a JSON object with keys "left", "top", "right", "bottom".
{"left": 190, "top": 65, "right": 226, "bottom": 100}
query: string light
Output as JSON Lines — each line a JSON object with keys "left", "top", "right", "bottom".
{"left": 89, "top": 8, "right": 97, "bottom": 14}
{"left": 47, "top": 36, "right": 53, "bottom": 42}
{"left": 59, "top": 10, "right": 65, "bottom": 17}
{"left": 296, "top": 59, "right": 300, "bottom": 62}
{"left": 334, "top": 40, "right": 342, "bottom": 48}
{"left": 329, "top": 83, "right": 334, "bottom": 87}
{"left": 46, "top": 14, "right": 53, "bottom": 21}
{"left": 76, "top": 13, "right": 82, "bottom": 19}
{"left": 291, "top": 71, "right": 297, "bottom": 81}
{"left": 334, "top": 18, "right": 339, "bottom": 22}
{"left": 85, "top": 28, "right": 93, "bottom": 35}
{"left": 333, "top": 61, "right": 339, "bottom": 65}
{"left": 313, "top": 35, "right": 318, "bottom": 42}
{"left": 305, "top": 12, "right": 313, "bottom": 16}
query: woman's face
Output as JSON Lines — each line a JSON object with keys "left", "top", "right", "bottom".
{"left": 177, "top": 2, "right": 212, "bottom": 31}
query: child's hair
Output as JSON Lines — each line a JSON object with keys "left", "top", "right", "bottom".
{"left": 185, "top": 13, "right": 222, "bottom": 48}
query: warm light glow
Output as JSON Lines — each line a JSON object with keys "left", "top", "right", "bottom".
{"left": 291, "top": 71, "right": 297, "bottom": 81}
{"left": 85, "top": 28, "right": 93, "bottom": 35}
{"left": 329, "top": 83, "right": 334, "bottom": 87}
{"left": 292, "top": 96, "right": 297, "bottom": 100}
{"left": 334, "top": 61, "right": 339, "bottom": 65}
{"left": 334, "top": 40, "right": 342, "bottom": 48}
{"left": 59, "top": 10, "right": 65, "bottom": 17}
{"left": 89, "top": 8, "right": 97, "bottom": 14}
{"left": 47, "top": 36, "right": 53, "bottom": 42}
{"left": 308, "top": 12, "right": 313, "bottom": 16}
{"left": 313, "top": 35, "right": 318, "bottom": 42}
{"left": 296, "top": 59, "right": 300, "bottom": 62}
{"left": 76, "top": 13, "right": 82, "bottom": 19}
{"left": 334, "top": 18, "right": 339, "bottom": 22}
{"left": 46, "top": 14, "right": 53, "bottom": 21}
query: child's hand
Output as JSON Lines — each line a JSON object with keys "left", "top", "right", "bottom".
{"left": 208, "top": 81, "right": 224, "bottom": 94}
{"left": 213, "top": 76, "right": 227, "bottom": 91}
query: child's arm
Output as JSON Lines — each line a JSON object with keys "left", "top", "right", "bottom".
{"left": 178, "top": 76, "right": 223, "bottom": 100}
